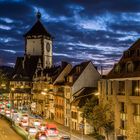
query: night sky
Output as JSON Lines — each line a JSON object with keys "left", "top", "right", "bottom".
{"left": 0, "top": 0, "right": 140, "bottom": 74}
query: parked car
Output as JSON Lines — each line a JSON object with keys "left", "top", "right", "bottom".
{"left": 45, "top": 124, "right": 58, "bottom": 137}
{"left": 60, "top": 136, "right": 70, "bottom": 140}
{"left": 35, "top": 131, "right": 47, "bottom": 140}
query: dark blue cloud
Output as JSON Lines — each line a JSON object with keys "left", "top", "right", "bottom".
{"left": 0, "top": 0, "right": 140, "bottom": 74}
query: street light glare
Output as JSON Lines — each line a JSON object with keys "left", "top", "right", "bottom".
{"left": 43, "top": 88, "right": 48, "bottom": 92}
{"left": 11, "top": 88, "right": 15, "bottom": 91}
{"left": 41, "top": 91, "right": 46, "bottom": 95}
{"left": 95, "top": 92, "right": 99, "bottom": 96}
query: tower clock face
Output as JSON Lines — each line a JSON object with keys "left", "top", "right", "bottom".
{"left": 46, "top": 43, "right": 50, "bottom": 52}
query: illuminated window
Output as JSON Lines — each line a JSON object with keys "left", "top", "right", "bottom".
{"left": 132, "top": 80, "right": 140, "bottom": 96}
{"left": 134, "top": 104, "right": 140, "bottom": 115}
{"left": 69, "top": 76, "right": 73, "bottom": 83}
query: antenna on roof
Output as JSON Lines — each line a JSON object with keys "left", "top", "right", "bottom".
{"left": 36, "top": 10, "right": 41, "bottom": 20}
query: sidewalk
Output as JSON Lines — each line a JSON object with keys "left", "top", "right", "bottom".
{"left": 46, "top": 119, "right": 96, "bottom": 140}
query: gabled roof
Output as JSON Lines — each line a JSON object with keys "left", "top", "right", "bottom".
{"left": 72, "top": 87, "right": 97, "bottom": 108}
{"left": 65, "top": 61, "right": 92, "bottom": 86}
{"left": 24, "top": 20, "right": 52, "bottom": 38}
{"left": 53, "top": 62, "right": 72, "bottom": 85}
{"left": 12, "top": 56, "right": 42, "bottom": 81}
{"left": 43, "top": 66, "right": 61, "bottom": 82}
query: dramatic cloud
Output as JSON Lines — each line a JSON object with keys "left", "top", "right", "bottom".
{"left": 0, "top": 0, "right": 140, "bottom": 74}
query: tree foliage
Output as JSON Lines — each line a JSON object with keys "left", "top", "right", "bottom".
{"left": 82, "top": 96, "right": 114, "bottom": 139}
{"left": 126, "top": 123, "right": 140, "bottom": 140}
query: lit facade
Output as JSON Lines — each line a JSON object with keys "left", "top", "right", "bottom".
{"left": 99, "top": 39, "right": 140, "bottom": 140}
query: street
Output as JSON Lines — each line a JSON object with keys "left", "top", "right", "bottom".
{"left": 46, "top": 119, "right": 95, "bottom": 140}
{"left": 0, "top": 117, "right": 23, "bottom": 140}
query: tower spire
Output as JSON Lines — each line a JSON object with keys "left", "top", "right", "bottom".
{"left": 36, "top": 10, "right": 41, "bottom": 20}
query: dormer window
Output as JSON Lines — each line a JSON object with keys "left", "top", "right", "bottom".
{"left": 69, "top": 76, "right": 73, "bottom": 83}
{"left": 124, "top": 51, "right": 130, "bottom": 58}
{"left": 76, "top": 66, "right": 81, "bottom": 73}
{"left": 114, "top": 64, "right": 120, "bottom": 73}
{"left": 126, "top": 62, "right": 133, "bottom": 72}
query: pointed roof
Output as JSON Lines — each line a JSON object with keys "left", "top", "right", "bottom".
{"left": 65, "top": 61, "right": 92, "bottom": 86}
{"left": 12, "top": 56, "right": 42, "bottom": 81}
{"left": 24, "top": 19, "right": 52, "bottom": 38}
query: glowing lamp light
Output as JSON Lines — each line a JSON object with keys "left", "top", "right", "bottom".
{"left": 41, "top": 91, "right": 46, "bottom": 95}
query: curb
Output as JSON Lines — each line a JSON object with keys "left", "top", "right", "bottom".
{"left": 1, "top": 114, "right": 28, "bottom": 140}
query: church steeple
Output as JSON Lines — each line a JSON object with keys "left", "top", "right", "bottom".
{"left": 24, "top": 12, "right": 52, "bottom": 38}
{"left": 24, "top": 12, "right": 53, "bottom": 68}
{"left": 36, "top": 10, "right": 41, "bottom": 20}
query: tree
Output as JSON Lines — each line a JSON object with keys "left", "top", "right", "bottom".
{"left": 82, "top": 96, "right": 114, "bottom": 140}
{"left": 126, "top": 123, "right": 140, "bottom": 140}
